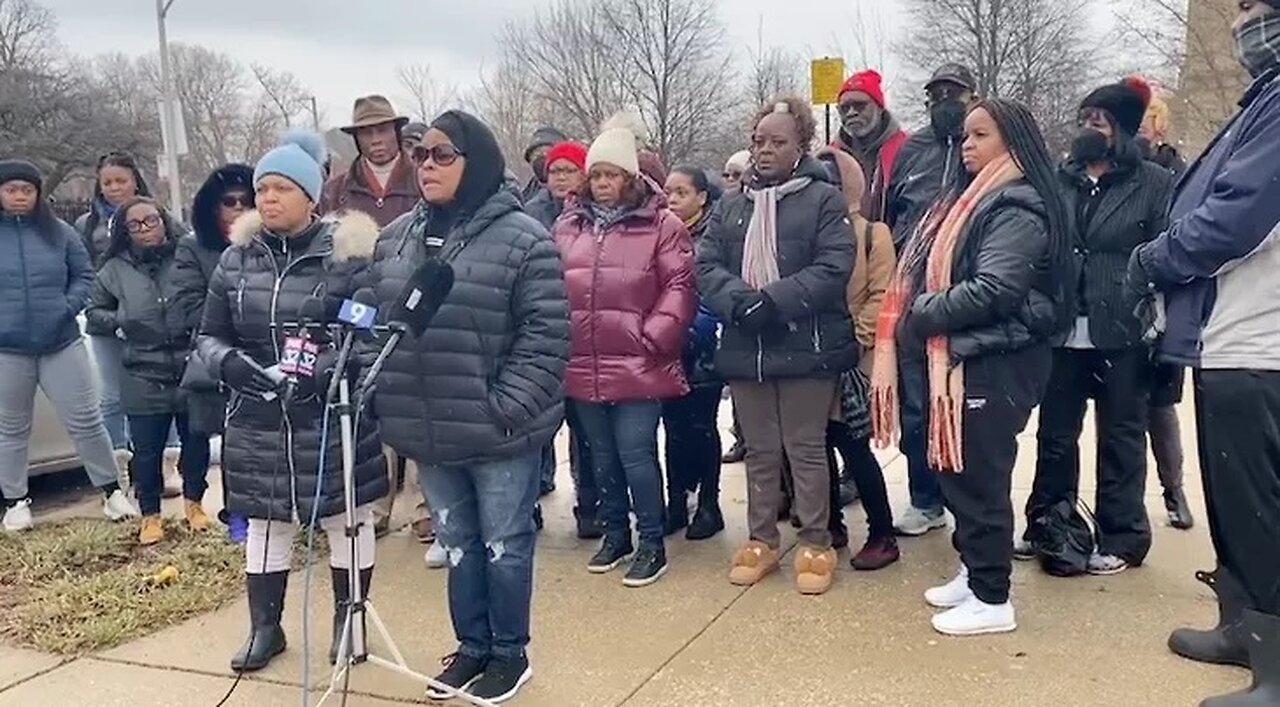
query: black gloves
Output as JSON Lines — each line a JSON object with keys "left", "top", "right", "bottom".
{"left": 1124, "top": 247, "right": 1155, "bottom": 304}
{"left": 221, "top": 351, "right": 279, "bottom": 397}
{"left": 1126, "top": 247, "right": 1163, "bottom": 345}
{"left": 733, "top": 291, "right": 777, "bottom": 335}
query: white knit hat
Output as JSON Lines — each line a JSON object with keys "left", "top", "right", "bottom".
{"left": 586, "top": 128, "right": 639, "bottom": 175}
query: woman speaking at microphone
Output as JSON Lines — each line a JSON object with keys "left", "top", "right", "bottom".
{"left": 197, "top": 130, "right": 389, "bottom": 672}
{"left": 369, "top": 110, "right": 568, "bottom": 704}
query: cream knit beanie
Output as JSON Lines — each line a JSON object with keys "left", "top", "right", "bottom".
{"left": 586, "top": 128, "right": 640, "bottom": 175}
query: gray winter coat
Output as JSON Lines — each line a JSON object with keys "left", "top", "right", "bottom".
{"left": 368, "top": 191, "right": 569, "bottom": 467}
{"left": 696, "top": 156, "right": 857, "bottom": 381}
{"left": 198, "top": 211, "right": 388, "bottom": 522}
{"left": 85, "top": 240, "right": 193, "bottom": 416}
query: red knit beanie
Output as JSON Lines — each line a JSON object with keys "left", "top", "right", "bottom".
{"left": 545, "top": 141, "right": 588, "bottom": 171}
{"left": 839, "top": 70, "right": 887, "bottom": 108}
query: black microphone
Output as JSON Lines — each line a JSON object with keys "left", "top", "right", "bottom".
{"left": 277, "top": 296, "right": 326, "bottom": 403}
{"left": 356, "top": 261, "right": 455, "bottom": 403}
{"left": 326, "top": 287, "right": 380, "bottom": 404}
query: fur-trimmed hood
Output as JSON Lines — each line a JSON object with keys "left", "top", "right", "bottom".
{"left": 227, "top": 209, "right": 379, "bottom": 263}
{"left": 191, "top": 163, "right": 254, "bottom": 251}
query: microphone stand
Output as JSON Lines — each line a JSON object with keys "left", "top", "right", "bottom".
{"left": 315, "top": 333, "right": 496, "bottom": 707}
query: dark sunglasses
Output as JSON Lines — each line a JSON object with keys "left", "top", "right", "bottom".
{"left": 411, "top": 144, "right": 465, "bottom": 167}
{"left": 220, "top": 194, "right": 251, "bottom": 208}
{"left": 722, "top": 170, "right": 743, "bottom": 179}
{"left": 124, "top": 214, "right": 162, "bottom": 234}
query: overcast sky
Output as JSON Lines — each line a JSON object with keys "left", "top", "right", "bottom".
{"left": 49, "top": 0, "right": 919, "bottom": 125}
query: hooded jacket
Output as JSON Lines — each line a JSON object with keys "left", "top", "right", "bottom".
{"left": 833, "top": 115, "right": 908, "bottom": 222}
{"left": 368, "top": 110, "right": 570, "bottom": 467}
{"left": 318, "top": 153, "right": 419, "bottom": 227}
{"left": 697, "top": 156, "right": 857, "bottom": 381}
{"left": 197, "top": 211, "right": 388, "bottom": 522}
{"left": 905, "top": 181, "right": 1062, "bottom": 361}
{"left": 85, "top": 233, "right": 191, "bottom": 416}
{"left": 886, "top": 130, "right": 964, "bottom": 251}
{"left": 1136, "top": 68, "right": 1280, "bottom": 370}
{"left": 0, "top": 211, "right": 92, "bottom": 356}
{"left": 1056, "top": 152, "right": 1174, "bottom": 350}
{"left": 172, "top": 164, "right": 252, "bottom": 331}
{"left": 553, "top": 178, "right": 696, "bottom": 403}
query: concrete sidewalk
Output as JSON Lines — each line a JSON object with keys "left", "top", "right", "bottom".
{"left": 0, "top": 399, "right": 1250, "bottom": 706}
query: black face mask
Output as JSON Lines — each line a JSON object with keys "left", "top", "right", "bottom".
{"left": 1070, "top": 129, "right": 1111, "bottom": 164}
{"left": 929, "top": 100, "right": 967, "bottom": 141}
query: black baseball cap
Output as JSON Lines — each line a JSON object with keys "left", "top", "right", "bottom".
{"left": 926, "top": 63, "right": 977, "bottom": 93}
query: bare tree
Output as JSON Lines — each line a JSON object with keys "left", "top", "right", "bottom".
{"left": 469, "top": 56, "right": 559, "bottom": 179}
{"left": 251, "top": 63, "right": 313, "bottom": 128}
{"left": 897, "top": 0, "right": 1102, "bottom": 150}
{"left": 396, "top": 62, "right": 458, "bottom": 122}
{"left": 0, "top": 0, "right": 52, "bottom": 71}
{"left": 745, "top": 19, "right": 806, "bottom": 108}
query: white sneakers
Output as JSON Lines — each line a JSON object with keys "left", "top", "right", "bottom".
{"left": 925, "top": 565, "right": 1017, "bottom": 637}
{"left": 2, "top": 499, "right": 33, "bottom": 532}
{"left": 925, "top": 566, "right": 974, "bottom": 608}
{"left": 894, "top": 506, "right": 949, "bottom": 536}
{"left": 103, "top": 489, "right": 140, "bottom": 521}
{"left": 424, "top": 541, "right": 448, "bottom": 569}
{"left": 932, "top": 595, "right": 1017, "bottom": 636}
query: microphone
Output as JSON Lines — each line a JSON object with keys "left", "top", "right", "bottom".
{"left": 356, "top": 260, "right": 455, "bottom": 403}
{"left": 277, "top": 296, "right": 325, "bottom": 402}
{"left": 326, "top": 287, "right": 380, "bottom": 404}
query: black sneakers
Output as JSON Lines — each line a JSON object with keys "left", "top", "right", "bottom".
{"left": 469, "top": 654, "right": 533, "bottom": 703}
{"left": 425, "top": 652, "right": 488, "bottom": 701}
{"left": 622, "top": 545, "right": 668, "bottom": 588}
{"left": 587, "top": 538, "right": 633, "bottom": 573}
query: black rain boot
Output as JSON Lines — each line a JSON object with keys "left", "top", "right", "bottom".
{"left": 1170, "top": 567, "right": 1251, "bottom": 668}
{"left": 230, "top": 571, "right": 288, "bottom": 672}
{"left": 687, "top": 463, "right": 724, "bottom": 541}
{"left": 664, "top": 490, "right": 688, "bottom": 536}
{"left": 329, "top": 566, "right": 374, "bottom": 665}
{"left": 1201, "top": 609, "right": 1280, "bottom": 706}
{"left": 1164, "top": 487, "right": 1196, "bottom": 530}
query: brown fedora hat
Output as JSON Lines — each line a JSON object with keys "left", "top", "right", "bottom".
{"left": 341, "top": 95, "right": 409, "bottom": 134}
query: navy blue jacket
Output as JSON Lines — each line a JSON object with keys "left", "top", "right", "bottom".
{"left": 1136, "top": 68, "right": 1280, "bottom": 370}
{"left": 0, "top": 213, "right": 93, "bottom": 355}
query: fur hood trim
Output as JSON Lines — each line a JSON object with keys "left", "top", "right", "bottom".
{"left": 227, "top": 209, "right": 380, "bottom": 263}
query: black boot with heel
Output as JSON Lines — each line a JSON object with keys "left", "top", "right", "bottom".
{"left": 1169, "top": 567, "right": 1251, "bottom": 668}
{"left": 230, "top": 571, "right": 289, "bottom": 672}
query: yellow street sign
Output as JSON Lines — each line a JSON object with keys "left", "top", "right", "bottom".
{"left": 811, "top": 57, "right": 847, "bottom": 106}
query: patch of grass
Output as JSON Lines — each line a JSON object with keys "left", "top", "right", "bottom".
{"left": 0, "top": 518, "right": 243, "bottom": 655}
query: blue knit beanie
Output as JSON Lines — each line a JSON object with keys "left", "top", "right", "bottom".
{"left": 254, "top": 129, "right": 327, "bottom": 202}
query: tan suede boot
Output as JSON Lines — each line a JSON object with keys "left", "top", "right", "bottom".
{"left": 729, "top": 540, "right": 780, "bottom": 586}
{"left": 138, "top": 515, "right": 164, "bottom": 546}
{"left": 794, "top": 546, "right": 838, "bottom": 595}
{"left": 184, "top": 500, "right": 212, "bottom": 531}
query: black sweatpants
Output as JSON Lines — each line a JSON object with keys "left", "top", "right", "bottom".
{"left": 662, "top": 384, "right": 724, "bottom": 503}
{"left": 939, "top": 346, "right": 1051, "bottom": 605}
{"left": 826, "top": 422, "right": 894, "bottom": 540}
{"left": 1028, "top": 347, "right": 1152, "bottom": 564}
{"left": 1195, "top": 370, "right": 1280, "bottom": 615}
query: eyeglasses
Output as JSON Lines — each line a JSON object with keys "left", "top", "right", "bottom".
{"left": 411, "top": 144, "right": 465, "bottom": 167}
{"left": 124, "top": 214, "right": 162, "bottom": 234}
{"left": 722, "top": 170, "right": 743, "bottom": 180}
{"left": 220, "top": 194, "right": 251, "bottom": 209}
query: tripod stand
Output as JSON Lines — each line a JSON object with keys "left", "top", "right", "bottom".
{"left": 314, "top": 373, "right": 496, "bottom": 707}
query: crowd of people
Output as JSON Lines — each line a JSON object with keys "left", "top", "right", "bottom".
{"left": 0, "top": 1, "right": 1277, "bottom": 703}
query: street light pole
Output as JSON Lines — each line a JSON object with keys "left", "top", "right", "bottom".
{"left": 156, "top": 0, "right": 183, "bottom": 217}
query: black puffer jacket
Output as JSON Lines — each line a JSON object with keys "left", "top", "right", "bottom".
{"left": 173, "top": 164, "right": 252, "bottom": 330}
{"left": 524, "top": 188, "right": 563, "bottom": 230}
{"left": 1056, "top": 155, "right": 1174, "bottom": 349}
{"left": 697, "top": 156, "right": 857, "bottom": 381}
{"left": 197, "top": 211, "right": 388, "bottom": 522}
{"left": 85, "top": 238, "right": 191, "bottom": 415}
{"left": 369, "top": 191, "right": 569, "bottom": 466}
{"left": 886, "top": 131, "right": 964, "bottom": 251}
{"left": 906, "top": 181, "right": 1063, "bottom": 361}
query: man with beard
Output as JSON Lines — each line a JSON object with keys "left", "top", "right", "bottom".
{"left": 521, "top": 126, "right": 569, "bottom": 203}
{"left": 1022, "top": 77, "right": 1174, "bottom": 576}
{"left": 1128, "top": 1, "right": 1280, "bottom": 703}
{"left": 832, "top": 69, "right": 908, "bottom": 222}
{"left": 881, "top": 63, "right": 978, "bottom": 537}
{"left": 320, "top": 95, "right": 419, "bottom": 227}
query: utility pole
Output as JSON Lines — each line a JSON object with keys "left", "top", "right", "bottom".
{"left": 310, "top": 96, "right": 320, "bottom": 131}
{"left": 156, "top": 0, "right": 183, "bottom": 216}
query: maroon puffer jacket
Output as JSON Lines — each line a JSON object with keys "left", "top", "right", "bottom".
{"left": 553, "top": 184, "right": 696, "bottom": 403}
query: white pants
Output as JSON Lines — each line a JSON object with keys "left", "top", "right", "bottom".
{"left": 245, "top": 505, "right": 376, "bottom": 574}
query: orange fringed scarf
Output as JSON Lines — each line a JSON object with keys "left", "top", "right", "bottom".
{"left": 869, "top": 153, "right": 1023, "bottom": 473}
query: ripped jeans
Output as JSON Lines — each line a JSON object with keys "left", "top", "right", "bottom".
{"left": 416, "top": 450, "right": 541, "bottom": 661}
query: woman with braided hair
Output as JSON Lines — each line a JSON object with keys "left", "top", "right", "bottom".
{"left": 870, "top": 98, "right": 1072, "bottom": 636}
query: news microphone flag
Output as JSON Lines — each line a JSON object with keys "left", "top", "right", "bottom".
{"left": 280, "top": 336, "right": 319, "bottom": 377}
{"left": 339, "top": 298, "right": 378, "bottom": 329}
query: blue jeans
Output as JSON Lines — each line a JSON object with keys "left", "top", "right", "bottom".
{"left": 128, "top": 412, "right": 209, "bottom": 515}
{"left": 88, "top": 336, "right": 129, "bottom": 450}
{"left": 417, "top": 451, "right": 540, "bottom": 661}
{"left": 900, "top": 358, "right": 944, "bottom": 514}
{"left": 574, "top": 400, "right": 664, "bottom": 549}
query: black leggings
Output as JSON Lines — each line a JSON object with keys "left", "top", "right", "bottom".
{"left": 826, "top": 421, "right": 894, "bottom": 540}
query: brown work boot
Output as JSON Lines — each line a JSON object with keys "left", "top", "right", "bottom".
{"left": 184, "top": 500, "right": 212, "bottom": 531}
{"left": 139, "top": 515, "right": 164, "bottom": 546}
{"left": 729, "top": 541, "right": 779, "bottom": 586}
{"left": 794, "top": 545, "right": 837, "bottom": 595}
